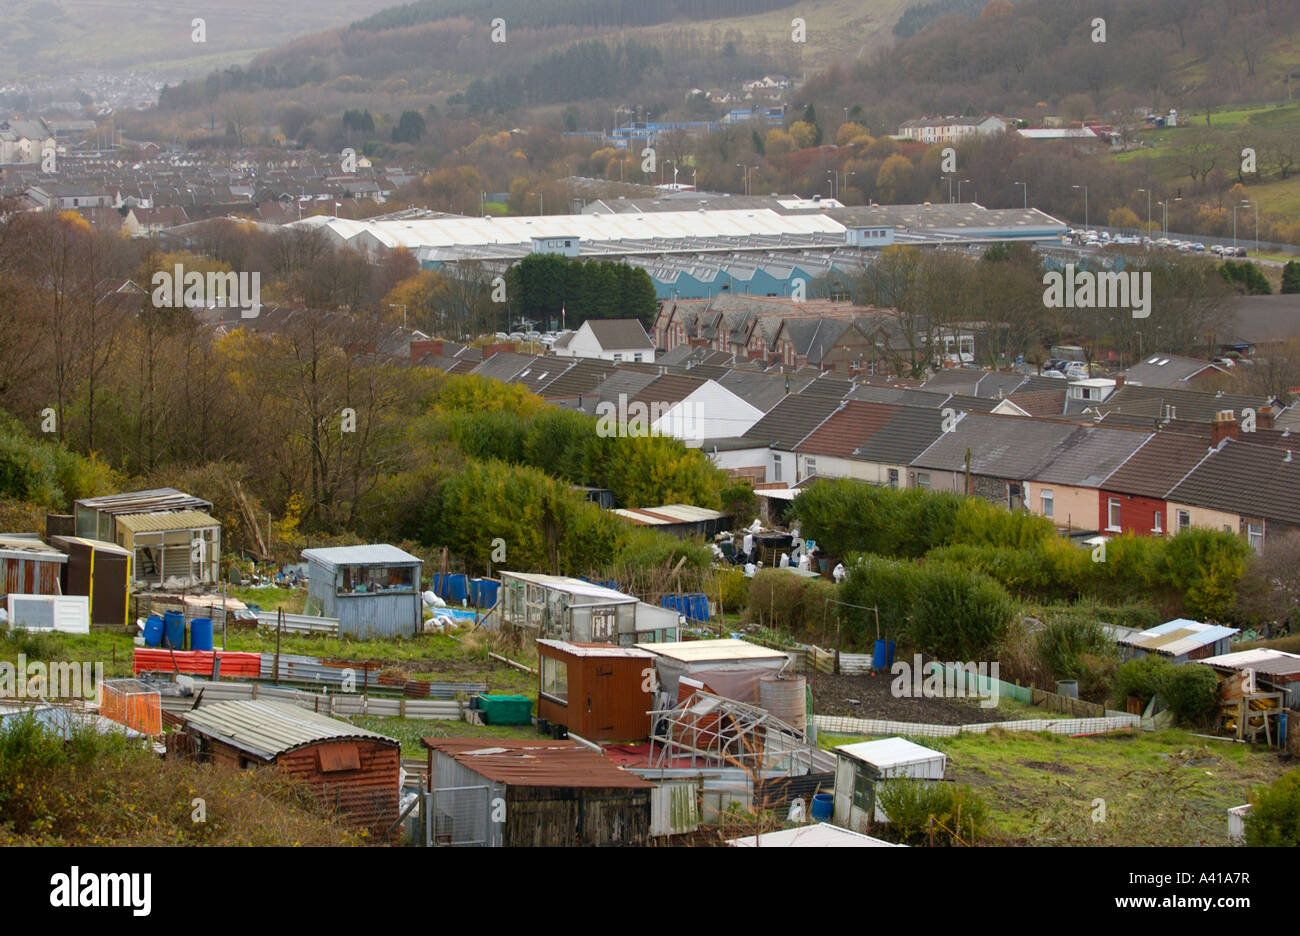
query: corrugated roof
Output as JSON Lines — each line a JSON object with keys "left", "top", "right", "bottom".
{"left": 1199, "top": 648, "right": 1300, "bottom": 679}
{"left": 301, "top": 544, "right": 422, "bottom": 570}
{"left": 183, "top": 700, "right": 398, "bottom": 761}
{"left": 612, "top": 504, "right": 729, "bottom": 526}
{"left": 635, "top": 638, "right": 788, "bottom": 663}
{"left": 115, "top": 509, "right": 220, "bottom": 533}
{"left": 1118, "top": 619, "right": 1239, "bottom": 657}
{"left": 48, "top": 535, "right": 131, "bottom": 556}
{"left": 503, "top": 571, "right": 635, "bottom": 602}
{"left": 0, "top": 534, "right": 64, "bottom": 561}
{"left": 75, "top": 488, "right": 211, "bottom": 515}
{"left": 422, "top": 738, "right": 653, "bottom": 788}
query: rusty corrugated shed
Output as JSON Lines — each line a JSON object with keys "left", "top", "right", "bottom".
{"left": 422, "top": 738, "right": 653, "bottom": 789}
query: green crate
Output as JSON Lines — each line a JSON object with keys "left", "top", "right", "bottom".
{"left": 478, "top": 694, "right": 533, "bottom": 726}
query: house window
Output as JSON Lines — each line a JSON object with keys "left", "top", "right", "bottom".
{"left": 853, "top": 766, "right": 874, "bottom": 812}
{"left": 1152, "top": 511, "right": 1163, "bottom": 533}
{"left": 540, "top": 657, "right": 568, "bottom": 704}
{"left": 633, "top": 353, "right": 643, "bottom": 362}
{"left": 888, "top": 469, "right": 899, "bottom": 488}
{"left": 1041, "top": 489, "right": 1054, "bottom": 519}
{"left": 1107, "top": 498, "right": 1122, "bottom": 530}
{"left": 612, "top": 353, "right": 622, "bottom": 361}
{"left": 1247, "top": 521, "right": 1264, "bottom": 552}
{"left": 1177, "top": 509, "right": 1190, "bottom": 532}
{"left": 804, "top": 457, "right": 817, "bottom": 479}
{"left": 915, "top": 472, "right": 930, "bottom": 490}
{"left": 773, "top": 454, "right": 783, "bottom": 483}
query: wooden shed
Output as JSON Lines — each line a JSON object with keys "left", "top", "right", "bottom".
{"left": 301, "top": 544, "right": 423, "bottom": 638}
{"left": 0, "top": 534, "right": 65, "bottom": 599}
{"left": 536, "top": 640, "right": 656, "bottom": 742}
{"left": 49, "top": 536, "right": 130, "bottom": 628}
{"left": 177, "top": 699, "right": 401, "bottom": 831}
{"left": 422, "top": 737, "right": 652, "bottom": 847}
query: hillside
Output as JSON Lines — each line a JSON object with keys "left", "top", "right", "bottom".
{"left": 0, "top": 0, "right": 401, "bottom": 80}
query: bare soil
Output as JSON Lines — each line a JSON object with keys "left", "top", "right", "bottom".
{"left": 810, "top": 670, "right": 1009, "bottom": 725}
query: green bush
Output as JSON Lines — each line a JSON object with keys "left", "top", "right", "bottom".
{"left": 1244, "top": 770, "right": 1300, "bottom": 847}
{"left": 1157, "top": 530, "right": 1251, "bottom": 621}
{"left": 876, "top": 778, "right": 992, "bottom": 846}
{"left": 839, "top": 555, "right": 921, "bottom": 650}
{"left": 746, "top": 569, "right": 836, "bottom": 640}
{"left": 1112, "top": 654, "right": 1220, "bottom": 726}
{"left": 911, "top": 562, "right": 1015, "bottom": 660}
{"left": 1035, "top": 617, "right": 1117, "bottom": 687}
{"left": 714, "top": 567, "right": 749, "bottom": 614}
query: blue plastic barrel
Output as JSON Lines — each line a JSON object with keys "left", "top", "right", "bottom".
{"left": 872, "top": 638, "right": 895, "bottom": 671}
{"left": 810, "top": 793, "right": 833, "bottom": 822}
{"left": 477, "top": 579, "right": 500, "bottom": 608}
{"left": 142, "top": 615, "right": 164, "bottom": 647}
{"left": 189, "top": 617, "right": 214, "bottom": 652}
{"left": 692, "top": 594, "right": 709, "bottom": 622}
{"left": 447, "top": 574, "right": 468, "bottom": 602}
{"left": 162, "top": 610, "right": 185, "bottom": 649}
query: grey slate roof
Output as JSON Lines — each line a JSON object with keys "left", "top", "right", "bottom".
{"left": 911, "top": 412, "right": 1077, "bottom": 477}
{"left": 851, "top": 406, "right": 950, "bottom": 465}
{"left": 1121, "top": 354, "right": 1225, "bottom": 388}
{"left": 1099, "top": 432, "right": 1214, "bottom": 498}
{"left": 471, "top": 352, "right": 542, "bottom": 383}
{"left": 1166, "top": 438, "right": 1300, "bottom": 525}
{"left": 718, "top": 370, "right": 812, "bottom": 412}
{"left": 1030, "top": 426, "right": 1152, "bottom": 487}
{"left": 743, "top": 394, "right": 843, "bottom": 449}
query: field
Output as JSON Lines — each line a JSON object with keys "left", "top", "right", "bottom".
{"left": 819, "top": 727, "right": 1292, "bottom": 846}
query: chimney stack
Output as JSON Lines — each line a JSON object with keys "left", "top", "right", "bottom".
{"left": 1211, "top": 409, "right": 1239, "bottom": 447}
{"left": 1258, "top": 405, "right": 1275, "bottom": 430}
{"left": 1114, "top": 374, "right": 1125, "bottom": 389}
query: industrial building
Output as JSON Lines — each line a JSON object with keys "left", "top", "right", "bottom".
{"left": 301, "top": 544, "right": 424, "bottom": 639}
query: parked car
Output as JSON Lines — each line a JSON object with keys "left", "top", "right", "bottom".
{"left": 1192, "top": 243, "right": 1206, "bottom": 252}
{"left": 1042, "top": 368, "right": 1067, "bottom": 379}
{"left": 1064, "top": 362, "right": 1090, "bottom": 378}
{"left": 1234, "top": 246, "right": 1248, "bottom": 257}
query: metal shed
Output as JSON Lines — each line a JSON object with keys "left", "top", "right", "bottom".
{"left": 0, "top": 534, "right": 65, "bottom": 598}
{"left": 536, "top": 640, "right": 656, "bottom": 742}
{"left": 176, "top": 699, "right": 401, "bottom": 831}
{"left": 833, "top": 737, "right": 947, "bottom": 834}
{"left": 301, "top": 545, "right": 422, "bottom": 639}
{"left": 1117, "top": 619, "right": 1240, "bottom": 664}
{"left": 74, "top": 488, "right": 212, "bottom": 543}
{"left": 49, "top": 535, "right": 130, "bottom": 628}
{"left": 421, "top": 737, "right": 653, "bottom": 847}
{"left": 115, "top": 510, "right": 220, "bottom": 587}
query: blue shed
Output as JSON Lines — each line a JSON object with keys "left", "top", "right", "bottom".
{"left": 301, "top": 545, "right": 423, "bottom": 639}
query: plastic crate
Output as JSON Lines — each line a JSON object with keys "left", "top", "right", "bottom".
{"left": 478, "top": 694, "right": 533, "bottom": 726}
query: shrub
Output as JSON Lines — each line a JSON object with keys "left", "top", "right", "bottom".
{"left": 1113, "top": 655, "right": 1169, "bottom": 709}
{"left": 911, "top": 562, "right": 1015, "bottom": 660}
{"left": 1113, "top": 654, "right": 1220, "bottom": 726}
{"left": 839, "top": 555, "right": 921, "bottom": 650}
{"left": 713, "top": 567, "right": 749, "bottom": 614}
{"left": 876, "top": 778, "right": 992, "bottom": 846}
{"left": 1157, "top": 529, "right": 1251, "bottom": 620}
{"left": 746, "top": 568, "right": 836, "bottom": 640}
{"left": 1035, "top": 616, "right": 1116, "bottom": 687}
{"left": 1244, "top": 770, "right": 1300, "bottom": 847}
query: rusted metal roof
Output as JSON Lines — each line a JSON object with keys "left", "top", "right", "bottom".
{"left": 422, "top": 738, "right": 653, "bottom": 788}
{"left": 76, "top": 488, "right": 212, "bottom": 516}
{"left": 183, "top": 700, "right": 398, "bottom": 761}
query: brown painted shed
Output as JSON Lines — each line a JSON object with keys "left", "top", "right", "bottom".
{"left": 0, "top": 534, "right": 65, "bottom": 599}
{"left": 178, "top": 699, "right": 401, "bottom": 831}
{"left": 50, "top": 536, "right": 130, "bottom": 628}
{"left": 537, "top": 639, "right": 656, "bottom": 742}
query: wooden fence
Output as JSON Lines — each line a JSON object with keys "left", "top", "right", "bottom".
{"left": 1030, "top": 687, "right": 1105, "bottom": 718}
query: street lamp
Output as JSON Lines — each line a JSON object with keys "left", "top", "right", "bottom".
{"left": 389, "top": 303, "right": 407, "bottom": 329}
{"left": 941, "top": 175, "right": 952, "bottom": 204}
{"left": 1013, "top": 180, "right": 1027, "bottom": 209}
{"left": 1233, "top": 200, "right": 1250, "bottom": 250}
{"left": 1159, "top": 197, "right": 1181, "bottom": 239}
{"left": 1137, "top": 188, "right": 1152, "bottom": 244}
{"left": 1072, "top": 184, "right": 1088, "bottom": 230}
{"left": 957, "top": 178, "right": 971, "bottom": 202}
{"left": 827, "top": 170, "right": 836, "bottom": 199}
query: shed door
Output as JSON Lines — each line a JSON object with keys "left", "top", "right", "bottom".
{"left": 589, "top": 663, "right": 615, "bottom": 734}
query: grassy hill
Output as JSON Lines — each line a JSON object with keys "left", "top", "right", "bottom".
{"left": 0, "top": 0, "right": 402, "bottom": 80}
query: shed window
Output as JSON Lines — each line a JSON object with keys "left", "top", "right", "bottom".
{"left": 541, "top": 656, "right": 568, "bottom": 704}
{"left": 853, "top": 766, "right": 874, "bottom": 812}
{"left": 338, "top": 564, "right": 415, "bottom": 596}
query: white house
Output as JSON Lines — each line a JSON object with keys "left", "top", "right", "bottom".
{"left": 896, "top": 115, "right": 1008, "bottom": 144}
{"left": 552, "top": 318, "right": 655, "bottom": 362}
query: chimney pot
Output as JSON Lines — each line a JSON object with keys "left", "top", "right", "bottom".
{"left": 1211, "top": 409, "right": 1239, "bottom": 446}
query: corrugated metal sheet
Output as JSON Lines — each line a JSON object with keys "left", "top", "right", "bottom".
{"left": 182, "top": 699, "right": 398, "bottom": 761}
{"left": 115, "top": 509, "right": 219, "bottom": 533}
{"left": 423, "top": 738, "right": 653, "bottom": 789}
{"left": 835, "top": 738, "right": 946, "bottom": 778}
{"left": 651, "top": 782, "right": 700, "bottom": 836}
{"left": 1119, "top": 619, "right": 1239, "bottom": 657}
{"left": 300, "top": 544, "right": 422, "bottom": 571}
{"left": 76, "top": 488, "right": 211, "bottom": 515}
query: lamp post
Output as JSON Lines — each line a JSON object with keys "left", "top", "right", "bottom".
{"left": 942, "top": 175, "right": 952, "bottom": 204}
{"left": 957, "top": 178, "right": 971, "bottom": 202}
{"left": 1137, "top": 187, "right": 1152, "bottom": 244}
{"left": 1159, "top": 197, "right": 1180, "bottom": 239}
{"left": 1013, "top": 180, "right": 1027, "bottom": 209}
{"left": 827, "top": 170, "right": 836, "bottom": 199}
{"left": 1072, "top": 184, "right": 1088, "bottom": 230}
{"left": 389, "top": 303, "right": 407, "bottom": 329}
{"left": 1233, "top": 200, "right": 1250, "bottom": 250}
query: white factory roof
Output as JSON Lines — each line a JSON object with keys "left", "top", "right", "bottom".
{"left": 290, "top": 209, "right": 847, "bottom": 252}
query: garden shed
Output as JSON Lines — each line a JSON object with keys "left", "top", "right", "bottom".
{"left": 74, "top": 488, "right": 212, "bottom": 542}
{"left": 422, "top": 737, "right": 653, "bottom": 847}
{"left": 497, "top": 571, "right": 679, "bottom": 645}
{"left": 536, "top": 639, "right": 657, "bottom": 741}
{"left": 1117, "top": 619, "right": 1239, "bottom": 664}
{"left": 116, "top": 510, "right": 221, "bottom": 587}
{"left": 833, "top": 737, "right": 946, "bottom": 834}
{"left": 176, "top": 699, "right": 401, "bottom": 831}
{"left": 50, "top": 535, "right": 130, "bottom": 628}
{"left": 301, "top": 544, "right": 423, "bottom": 638}
{"left": 0, "top": 534, "right": 66, "bottom": 598}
